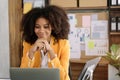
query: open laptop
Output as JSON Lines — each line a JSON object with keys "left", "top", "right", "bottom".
{"left": 10, "top": 68, "right": 60, "bottom": 80}
{"left": 78, "top": 57, "right": 101, "bottom": 80}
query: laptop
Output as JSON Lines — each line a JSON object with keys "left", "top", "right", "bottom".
{"left": 78, "top": 57, "right": 101, "bottom": 80}
{"left": 10, "top": 68, "right": 60, "bottom": 80}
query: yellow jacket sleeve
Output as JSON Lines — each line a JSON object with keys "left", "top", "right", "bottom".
{"left": 20, "top": 41, "right": 36, "bottom": 68}
{"left": 50, "top": 40, "right": 70, "bottom": 80}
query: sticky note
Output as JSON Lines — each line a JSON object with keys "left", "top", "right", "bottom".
{"left": 88, "top": 40, "right": 94, "bottom": 49}
{"left": 82, "top": 16, "right": 91, "bottom": 27}
{"left": 23, "top": 2, "right": 32, "bottom": 14}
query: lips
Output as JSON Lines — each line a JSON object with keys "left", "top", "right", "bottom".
{"left": 38, "top": 33, "right": 46, "bottom": 38}
{"left": 38, "top": 35, "right": 44, "bottom": 38}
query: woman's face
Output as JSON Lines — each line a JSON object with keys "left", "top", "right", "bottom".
{"left": 34, "top": 17, "right": 52, "bottom": 40}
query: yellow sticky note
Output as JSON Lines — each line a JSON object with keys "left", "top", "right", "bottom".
{"left": 23, "top": 2, "right": 32, "bottom": 14}
{"left": 88, "top": 40, "right": 94, "bottom": 49}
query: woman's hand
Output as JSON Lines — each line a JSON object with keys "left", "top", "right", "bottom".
{"left": 28, "top": 39, "right": 46, "bottom": 59}
{"left": 28, "top": 38, "right": 56, "bottom": 60}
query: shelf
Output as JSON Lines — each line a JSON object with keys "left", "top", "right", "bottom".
{"left": 64, "top": 6, "right": 108, "bottom": 11}
{"left": 109, "top": 6, "right": 120, "bottom": 11}
{"left": 65, "top": 7, "right": 108, "bottom": 13}
{"left": 110, "top": 32, "right": 120, "bottom": 35}
{"left": 110, "top": 6, "right": 120, "bottom": 9}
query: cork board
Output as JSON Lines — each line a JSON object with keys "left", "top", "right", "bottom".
{"left": 75, "top": 11, "right": 108, "bottom": 27}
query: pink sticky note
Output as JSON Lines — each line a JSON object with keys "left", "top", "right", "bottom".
{"left": 82, "top": 16, "right": 91, "bottom": 27}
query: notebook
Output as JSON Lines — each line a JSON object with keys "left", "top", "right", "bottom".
{"left": 10, "top": 68, "right": 60, "bottom": 80}
{"left": 78, "top": 57, "right": 101, "bottom": 80}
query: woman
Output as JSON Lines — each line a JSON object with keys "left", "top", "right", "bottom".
{"left": 20, "top": 5, "right": 70, "bottom": 80}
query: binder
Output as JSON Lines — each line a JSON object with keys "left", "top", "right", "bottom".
{"left": 111, "top": 0, "right": 117, "bottom": 6}
{"left": 117, "top": 17, "right": 120, "bottom": 31}
{"left": 118, "top": 0, "right": 120, "bottom": 5}
{"left": 110, "top": 17, "right": 117, "bottom": 32}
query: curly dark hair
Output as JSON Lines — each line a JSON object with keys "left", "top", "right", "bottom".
{"left": 21, "top": 5, "right": 70, "bottom": 44}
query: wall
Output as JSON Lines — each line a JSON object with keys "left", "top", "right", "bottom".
{"left": 0, "top": 0, "right": 10, "bottom": 79}
{"left": 108, "top": 65, "right": 120, "bottom": 80}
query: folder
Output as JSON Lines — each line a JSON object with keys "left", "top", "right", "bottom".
{"left": 23, "top": 2, "right": 33, "bottom": 14}
{"left": 117, "top": 17, "right": 120, "bottom": 31}
{"left": 110, "top": 17, "right": 117, "bottom": 32}
{"left": 111, "top": 0, "right": 117, "bottom": 6}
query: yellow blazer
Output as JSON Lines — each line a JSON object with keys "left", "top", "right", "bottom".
{"left": 20, "top": 37, "right": 70, "bottom": 80}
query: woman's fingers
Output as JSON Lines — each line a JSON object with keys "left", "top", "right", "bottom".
{"left": 36, "top": 42, "right": 45, "bottom": 50}
{"left": 35, "top": 39, "right": 52, "bottom": 53}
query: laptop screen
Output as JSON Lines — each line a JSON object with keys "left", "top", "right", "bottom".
{"left": 10, "top": 68, "right": 60, "bottom": 80}
{"left": 78, "top": 57, "right": 101, "bottom": 80}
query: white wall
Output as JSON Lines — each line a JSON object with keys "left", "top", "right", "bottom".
{"left": 108, "top": 65, "right": 120, "bottom": 80}
{"left": 0, "top": 0, "right": 10, "bottom": 79}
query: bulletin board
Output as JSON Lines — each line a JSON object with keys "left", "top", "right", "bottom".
{"left": 75, "top": 11, "right": 108, "bottom": 27}
{"left": 68, "top": 11, "right": 109, "bottom": 59}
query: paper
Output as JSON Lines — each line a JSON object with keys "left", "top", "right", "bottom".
{"left": 85, "top": 39, "right": 108, "bottom": 56}
{"left": 23, "top": 2, "right": 32, "bottom": 14}
{"left": 91, "top": 14, "right": 98, "bottom": 21}
{"left": 67, "top": 13, "right": 77, "bottom": 26}
{"left": 76, "top": 28, "right": 90, "bottom": 43}
{"left": 81, "top": 43, "right": 85, "bottom": 50}
{"left": 82, "top": 16, "right": 91, "bottom": 27}
{"left": 91, "top": 20, "right": 108, "bottom": 39}
{"left": 68, "top": 26, "right": 81, "bottom": 58}
{"left": 68, "top": 13, "right": 80, "bottom": 58}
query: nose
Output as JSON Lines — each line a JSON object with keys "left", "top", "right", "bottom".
{"left": 39, "top": 27, "right": 44, "bottom": 32}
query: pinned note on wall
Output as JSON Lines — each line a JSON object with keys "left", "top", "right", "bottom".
{"left": 23, "top": 2, "right": 33, "bottom": 14}
{"left": 88, "top": 40, "right": 94, "bottom": 49}
{"left": 82, "top": 15, "right": 91, "bottom": 27}
{"left": 85, "top": 39, "right": 108, "bottom": 56}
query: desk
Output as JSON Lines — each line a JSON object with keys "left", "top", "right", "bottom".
{"left": 70, "top": 57, "right": 108, "bottom": 80}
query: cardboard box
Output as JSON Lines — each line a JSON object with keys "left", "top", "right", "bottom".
{"left": 79, "top": 0, "right": 107, "bottom": 7}
{"left": 50, "top": 0, "right": 77, "bottom": 7}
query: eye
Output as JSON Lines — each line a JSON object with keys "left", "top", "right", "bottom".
{"left": 35, "top": 24, "right": 40, "bottom": 28}
{"left": 44, "top": 24, "right": 49, "bottom": 28}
